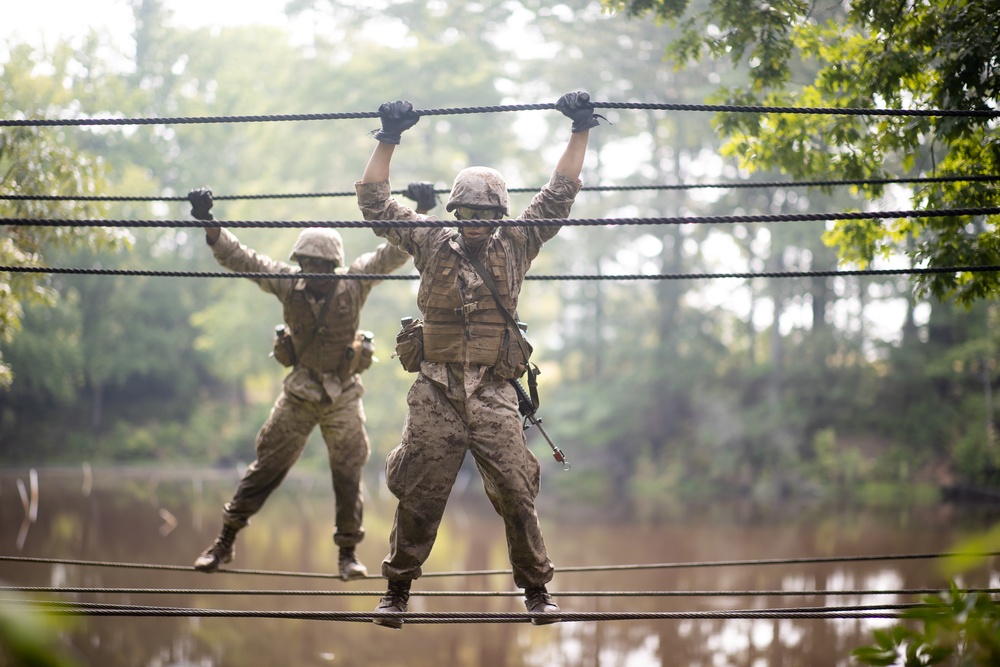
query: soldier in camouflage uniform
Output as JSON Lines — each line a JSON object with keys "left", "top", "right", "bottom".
{"left": 355, "top": 91, "right": 600, "bottom": 627}
{"left": 186, "top": 188, "right": 417, "bottom": 581}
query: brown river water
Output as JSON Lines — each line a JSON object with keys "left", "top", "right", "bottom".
{"left": 0, "top": 466, "right": 997, "bottom": 667}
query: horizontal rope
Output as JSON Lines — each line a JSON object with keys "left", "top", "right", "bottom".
{"left": 3, "top": 551, "right": 995, "bottom": 581}
{"left": 3, "top": 101, "right": 997, "bottom": 128}
{"left": 5, "top": 206, "right": 998, "bottom": 230}
{"left": 4, "top": 585, "right": 996, "bottom": 598}
{"left": 419, "top": 551, "right": 1000, "bottom": 579}
{"left": 3, "top": 266, "right": 999, "bottom": 281}
{"left": 25, "top": 599, "right": 929, "bottom": 614}
{"left": 8, "top": 598, "right": 914, "bottom": 622}
{"left": 5, "top": 175, "right": 999, "bottom": 202}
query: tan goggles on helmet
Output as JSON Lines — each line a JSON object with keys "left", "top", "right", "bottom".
{"left": 454, "top": 206, "right": 502, "bottom": 221}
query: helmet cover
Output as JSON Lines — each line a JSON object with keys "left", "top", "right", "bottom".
{"left": 445, "top": 167, "right": 509, "bottom": 216}
{"left": 289, "top": 228, "right": 344, "bottom": 265}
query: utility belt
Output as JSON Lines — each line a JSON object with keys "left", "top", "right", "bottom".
{"left": 392, "top": 316, "right": 531, "bottom": 380}
{"left": 271, "top": 326, "right": 377, "bottom": 380}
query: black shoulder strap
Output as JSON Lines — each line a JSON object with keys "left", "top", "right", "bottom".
{"left": 457, "top": 236, "right": 539, "bottom": 410}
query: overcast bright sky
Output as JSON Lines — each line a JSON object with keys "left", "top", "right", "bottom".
{"left": 3, "top": 0, "right": 921, "bottom": 342}
{"left": 5, "top": 0, "right": 291, "bottom": 52}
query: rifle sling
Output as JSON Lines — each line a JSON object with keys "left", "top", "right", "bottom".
{"left": 457, "top": 235, "right": 539, "bottom": 411}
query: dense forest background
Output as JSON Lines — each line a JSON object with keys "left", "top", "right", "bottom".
{"left": 3, "top": 0, "right": 999, "bottom": 515}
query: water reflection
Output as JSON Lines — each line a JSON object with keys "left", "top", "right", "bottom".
{"left": 0, "top": 467, "right": 997, "bottom": 667}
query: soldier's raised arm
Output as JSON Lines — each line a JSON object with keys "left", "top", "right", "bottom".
{"left": 360, "top": 100, "right": 420, "bottom": 184}
{"left": 356, "top": 100, "right": 431, "bottom": 260}
{"left": 188, "top": 187, "right": 219, "bottom": 244}
{"left": 553, "top": 90, "right": 599, "bottom": 181}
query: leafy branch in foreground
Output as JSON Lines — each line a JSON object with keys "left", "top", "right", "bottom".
{"left": 853, "top": 584, "right": 1000, "bottom": 666}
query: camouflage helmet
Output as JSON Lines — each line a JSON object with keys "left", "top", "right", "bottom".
{"left": 445, "top": 167, "right": 509, "bottom": 216}
{"left": 289, "top": 228, "right": 344, "bottom": 266}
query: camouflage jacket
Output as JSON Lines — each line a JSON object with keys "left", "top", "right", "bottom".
{"left": 355, "top": 171, "right": 582, "bottom": 391}
{"left": 208, "top": 229, "right": 410, "bottom": 402}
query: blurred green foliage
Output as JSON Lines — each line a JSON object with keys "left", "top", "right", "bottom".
{"left": 853, "top": 584, "right": 1000, "bottom": 667}
{"left": 2, "top": 0, "right": 1000, "bottom": 513}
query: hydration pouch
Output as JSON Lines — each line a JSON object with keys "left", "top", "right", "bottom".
{"left": 393, "top": 317, "right": 424, "bottom": 373}
{"left": 270, "top": 324, "right": 296, "bottom": 367}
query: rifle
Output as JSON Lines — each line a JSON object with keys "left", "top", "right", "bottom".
{"left": 509, "top": 377, "right": 570, "bottom": 471}
{"left": 453, "top": 235, "right": 570, "bottom": 471}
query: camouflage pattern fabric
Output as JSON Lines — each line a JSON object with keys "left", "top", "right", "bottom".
{"left": 382, "top": 369, "right": 552, "bottom": 588}
{"left": 355, "top": 169, "right": 582, "bottom": 587}
{"left": 208, "top": 230, "right": 409, "bottom": 547}
{"left": 223, "top": 385, "right": 370, "bottom": 547}
{"left": 356, "top": 171, "right": 581, "bottom": 308}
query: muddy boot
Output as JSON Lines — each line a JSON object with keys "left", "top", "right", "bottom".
{"left": 193, "top": 522, "right": 241, "bottom": 573}
{"left": 372, "top": 579, "right": 410, "bottom": 629}
{"left": 338, "top": 546, "right": 368, "bottom": 581}
{"left": 524, "top": 585, "right": 561, "bottom": 625}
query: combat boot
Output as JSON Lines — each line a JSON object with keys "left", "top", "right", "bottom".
{"left": 338, "top": 546, "right": 368, "bottom": 581}
{"left": 524, "top": 585, "right": 561, "bottom": 625}
{"left": 372, "top": 579, "right": 410, "bottom": 629}
{"left": 193, "top": 522, "right": 241, "bottom": 573}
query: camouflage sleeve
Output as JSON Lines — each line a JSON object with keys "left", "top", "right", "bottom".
{"left": 509, "top": 170, "right": 583, "bottom": 262}
{"left": 353, "top": 241, "right": 411, "bottom": 276}
{"left": 208, "top": 228, "right": 296, "bottom": 298}
{"left": 355, "top": 179, "right": 444, "bottom": 270}
{"left": 347, "top": 242, "right": 411, "bottom": 299}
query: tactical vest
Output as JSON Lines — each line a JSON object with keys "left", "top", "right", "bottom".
{"left": 282, "top": 286, "right": 359, "bottom": 374}
{"left": 422, "top": 241, "right": 515, "bottom": 366}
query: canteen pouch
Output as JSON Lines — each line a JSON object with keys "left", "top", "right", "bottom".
{"left": 393, "top": 317, "right": 424, "bottom": 372}
{"left": 492, "top": 325, "right": 532, "bottom": 380}
{"left": 339, "top": 330, "right": 377, "bottom": 380}
{"left": 270, "top": 324, "right": 296, "bottom": 367}
{"left": 356, "top": 330, "right": 376, "bottom": 373}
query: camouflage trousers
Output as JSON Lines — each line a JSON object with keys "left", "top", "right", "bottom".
{"left": 381, "top": 370, "right": 554, "bottom": 589}
{"left": 223, "top": 385, "right": 370, "bottom": 548}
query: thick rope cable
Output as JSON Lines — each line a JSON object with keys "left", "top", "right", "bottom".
{"left": 3, "top": 101, "right": 998, "bottom": 128}
{"left": 5, "top": 205, "right": 1000, "bottom": 230}
{"left": 3, "top": 585, "right": 997, "bottom": 598}
{"left": 20, "top": 599, "right": 930, "bottom": 614}
{"left": 30, "top": 610, "right": 901, "bottom": 624}
{"left": 409, "top": 552, "right": 1000, "bottom": 579}
{"left": 5, "top": 174, "right": 999, "bottom": 202}
{"left": 4, "top": 599, "right": 914, "bottom": 622}
{"left": 3, "top": 266, "right": 999, "bottom": 281}
{"left": 3, "top": 551, "right": 995, "bottom": 581}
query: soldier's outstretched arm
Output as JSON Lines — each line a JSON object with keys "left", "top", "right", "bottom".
{"left": 188, "top": 187, "right": 290, "bottom": 296}
{"left": 513, "top": 91, "right": 601, "bottom": 251}
{"left": 555, "top": 131, "right": 589, "bottom": 182}
{"left": 361, "top": 100, "right": 420, "bottom": 184}
{"left": 188, "top": 187, "right": 220, "bottom": 244}
{"left": 361, "top": 141, "right": 395, "bottom": 184}
{"left": 554, "top": 90, "right": 600, "bottom": 180}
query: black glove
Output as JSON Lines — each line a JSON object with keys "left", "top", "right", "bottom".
{"left": 403, "top": 182, "right": 438, "bottom": 212}
{"left": 556, "top": 90, "right": 602, "bottom": 133}
{"left": 374, "top": 100, "right": 420, "bottom": 144}
{"left": 188, "top": 188, "right": 214, "bottom": 221}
